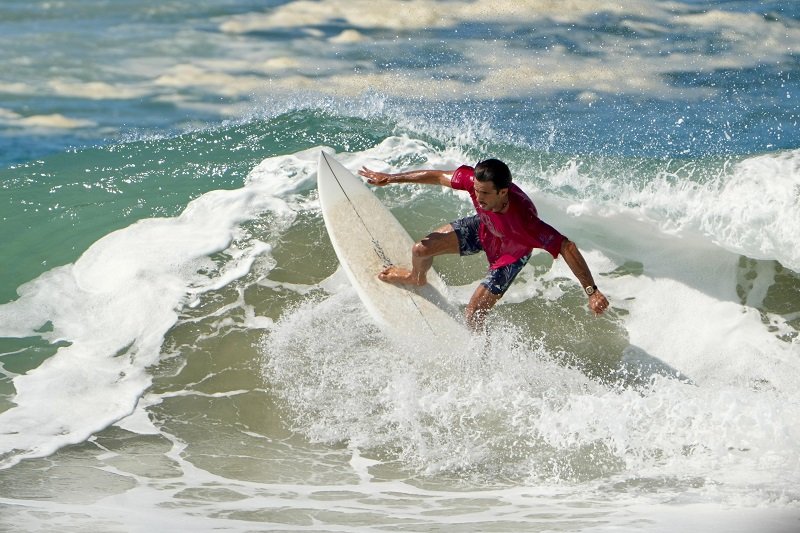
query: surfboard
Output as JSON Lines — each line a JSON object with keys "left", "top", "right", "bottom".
{"left": 317, "top": 151, "right": 465, "bottom": 339}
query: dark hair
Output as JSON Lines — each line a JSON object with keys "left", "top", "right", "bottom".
{"left": 474, "top": 159, "right": 512, "bottom": 191}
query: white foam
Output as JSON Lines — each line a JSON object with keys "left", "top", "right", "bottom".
{"left": 531, "top": 188, "right": 800, "bottom": 389}
{"left": 0, "top": 107, "right": 96, "bottom": 130}
{"left": 0, "top": 150, "right": 317, "bottom": 468}
{"left": 153, "top": 64, "right": 268, "bottom": 97}
{"left": 219, "top": 0, "right": 641, "bottom": 34}
{"left": 208, "top": 0, "right": 796, "bottom": 103}
{"left": 329, "top": 29, "right": 366, "bottom": 44}
{"left": 47, "top": 80, "right": 151, "bottom": 101}
{"left": 537, "top": 378, "right": 800, "bottom": 491}
{"left": 264, "top": 259, "right": 800, "bottom": 507}
{"left": 696, "top": 151, "right": 800, "bottom": 271}
{"left": 587, "top": 150, "right": 800, "bottom": 273}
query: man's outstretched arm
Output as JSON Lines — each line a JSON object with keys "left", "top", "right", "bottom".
{"left": 359, "top": 167, "right": 454, "bottom": 187}
{"left": 560, "top": 238, "right": 609, "bottom": 315}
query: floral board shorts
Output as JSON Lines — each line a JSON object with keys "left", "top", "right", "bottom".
{"left": 450, "top": 214, "right": 531, "bottom": 295}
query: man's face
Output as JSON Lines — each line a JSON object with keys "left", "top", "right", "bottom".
{"left": 474, "top": 180, "right": 509, "bottom": 213}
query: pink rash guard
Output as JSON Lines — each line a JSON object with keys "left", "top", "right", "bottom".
{"left": 450, "top": 165, "right": 565, "bottom": 269}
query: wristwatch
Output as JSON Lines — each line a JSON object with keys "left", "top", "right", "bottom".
{"left": 584, "top": 285, "right": 597, "bottom": 296}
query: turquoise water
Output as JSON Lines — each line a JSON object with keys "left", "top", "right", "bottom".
{"left": 1, "top": 1, "right": 800, "bottom": 531}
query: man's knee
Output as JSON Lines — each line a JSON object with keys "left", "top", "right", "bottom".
{"left": 414, "top": 233, "right": 442, "bottom": 258}
{"left": 411, "top": 241, "right": 430, "bottom": 259}
{"left": 414, "top": 229, "right": 457, "bottom": 258}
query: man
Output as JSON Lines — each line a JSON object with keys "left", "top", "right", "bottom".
{"left": 358, "top": 158, "right": 609, "bottom": 331}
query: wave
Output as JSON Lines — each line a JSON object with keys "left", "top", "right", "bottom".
{"left": 0, "top": 111, "right": 797, "bottom": 484}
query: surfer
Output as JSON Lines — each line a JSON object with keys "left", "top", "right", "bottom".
{"left": 359, "top": 159, "right": 609, "bottom": 330}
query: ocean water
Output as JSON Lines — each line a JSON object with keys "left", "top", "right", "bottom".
{"left": 1, "top": 0, "right": 800, "bottom": 531}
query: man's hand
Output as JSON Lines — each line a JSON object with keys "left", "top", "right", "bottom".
{"left": 358, "top": 167, "right": 393, "bottom": 186}
{"left": 588, "top": 290, "right": 609, "bottom": 315}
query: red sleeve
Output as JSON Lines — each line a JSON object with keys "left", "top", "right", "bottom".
{"left": 512, "top": 185, "right": 565, "bottom": 259}
{"left": 533, "top": 219, "right": 565, "bottom": 259}
{"left": 450, "top": 165, "right": 474, "bottom": 191}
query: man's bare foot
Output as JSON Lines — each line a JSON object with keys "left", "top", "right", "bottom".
{"left": 378, "top": 266, "right": 426, "bottom": 286}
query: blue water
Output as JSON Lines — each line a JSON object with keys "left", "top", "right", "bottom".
{"left": 1, "top": 1, "right": 799, "bottom": 531}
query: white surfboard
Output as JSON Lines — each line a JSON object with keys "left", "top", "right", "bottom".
{"left": 317, "top": 151, "right": 465, "bottom": 339}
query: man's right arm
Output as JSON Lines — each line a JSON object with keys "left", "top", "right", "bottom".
{"left": 358, "top": 167, "right": 454, "bottom": 188}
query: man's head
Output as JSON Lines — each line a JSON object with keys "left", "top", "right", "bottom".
{"left": 474, "top": 159, "right": 512, "bottom": 190}
{"left": 474, "top": 159, "right": 511, "bottom": 213}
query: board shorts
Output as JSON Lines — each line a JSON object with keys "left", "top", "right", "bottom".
{"left": 450, "top": 214, "right": 531, "bottom": 296}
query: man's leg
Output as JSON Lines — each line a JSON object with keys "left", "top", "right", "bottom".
{"left": 465, "top": 253, "right": 531, "bottom": 331}
{"left": 465, "top": 285, "right": 503, "bottom": 331}
{"left": 379, "top": 223, "right": 460, "bottom": 286}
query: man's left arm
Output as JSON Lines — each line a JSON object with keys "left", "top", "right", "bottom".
{"left": 559, "top": 238, "right": 609, "bottom": 315}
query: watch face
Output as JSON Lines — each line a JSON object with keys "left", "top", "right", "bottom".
{"left": 585, "top": 285, "right": 595, "bottom": 296}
